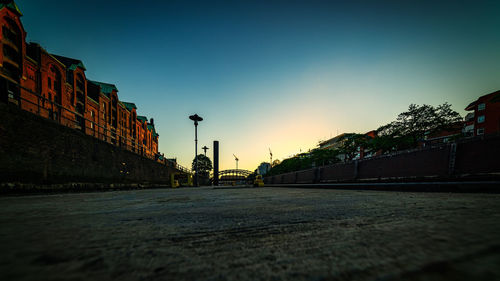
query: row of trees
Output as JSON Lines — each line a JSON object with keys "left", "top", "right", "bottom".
{"left": 267, "top": 103, "right": 463, "bottom": 176}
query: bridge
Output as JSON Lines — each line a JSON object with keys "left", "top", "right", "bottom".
{"left": 214, "top": 169, "right": 253, "bottom": 185}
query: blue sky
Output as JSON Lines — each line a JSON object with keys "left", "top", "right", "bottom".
{"left": 20, "top": 0, "right": 500, "bottom": 170}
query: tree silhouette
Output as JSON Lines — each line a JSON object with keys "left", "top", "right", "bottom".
{"left": 374, "top": 103, "right": 462, "bottom": 151}
{"left": 192, "top": 154, "right": 212, "bottom": 178}
{"left": 337, "top": 134, "right": 371, "bottom": 162}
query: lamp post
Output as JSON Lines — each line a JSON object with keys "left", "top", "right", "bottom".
{"left": 189, "top": 114, "right": 203, "bottom": 186}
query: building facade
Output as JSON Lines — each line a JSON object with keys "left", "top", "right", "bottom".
{"left": 465, "top": 90, "right": 500, "bottom": 137}
{"left": 0, "top": 1, "right": 159, "bottom": 159}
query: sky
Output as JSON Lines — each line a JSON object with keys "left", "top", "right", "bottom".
{"left": 19, "top": 0, "right": 500, "bottom": 171}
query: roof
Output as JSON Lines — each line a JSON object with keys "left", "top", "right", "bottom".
{"left": 147, "top": 124, "right": 159, "bottom": 137}
{"left": 465, "top": 90, "right": 500, "bottom": 110}
{"left": 137, "top": 116, "right": 148, "bottom": 122}
{"left": 51, "top": 55, "right": 86, "bottom": 71}
{"left": 318, "top": 133, "right": 347, "bottom": 147}
{"left": 122, "top": 102, "right": 137, "bottom": 111}
{"left": 88, "top": 80, "right": 118, "bottom": 97}
{"left": 0, "top": 1, "right": 22, "bottom": 16}
{"left": 491, "top": 92, "right": 500, "bottom": 103}
{"left": 465, "top": 101, "right": 478, "bottom": 111}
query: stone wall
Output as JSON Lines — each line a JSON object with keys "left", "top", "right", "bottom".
{"left": 0, "top": 102, "right": 176, "bottom": 184}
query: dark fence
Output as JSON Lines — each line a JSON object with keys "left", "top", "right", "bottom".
{"left": 265, "top": 136, "right": 500, "bottom": 184}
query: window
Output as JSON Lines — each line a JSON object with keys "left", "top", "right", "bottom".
{"left": 2, "top": 25, "right": 18, "bottom": 44}
{"left": 477, "top": 128, "right": 484, "bottom": 135}
{"left": 90, "top": 110, "right": 94, "bottom": 117}
{"left": 478, "top": 103, "right": 485, "bottom": 111}
{"left": 2, "top": 44, "right": 18, "bottom": 61}
{"left": 477, "top": 115, "right": 485, "bottom": 123}
{"left": 48, "top": 77, "right": 52, "bottom": 89}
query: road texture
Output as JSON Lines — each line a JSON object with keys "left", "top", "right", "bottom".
{"left": 0, "top": 186, "right": 499, "bottom": 281}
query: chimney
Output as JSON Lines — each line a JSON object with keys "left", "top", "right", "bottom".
{"left": 149, "top": 118, "right": 154, "bottom": 125}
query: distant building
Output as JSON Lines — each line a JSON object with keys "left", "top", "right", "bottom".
{"left": 319, "top": 131, "right": 379, "bottom": 161}
{"left": 319, "top": 133, "right": 349, "bottom": 161}
{"left": 256, "top": 162, "right": 271, "bottom": 175}
{"left": 465, "top": 90, "right": 500, "bottom": 137}
{"left": 423, "top": 122, "right": 463, "bottom": 146}
{"left": 463, "top": 112, "right": 475, "bottom": 136}
{"left": 318, "top": 133, "right": 348, "bottom": 150}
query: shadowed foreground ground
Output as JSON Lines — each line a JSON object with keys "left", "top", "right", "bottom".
{"left": 0, "top": 186, "right": 499, "bottom": 281}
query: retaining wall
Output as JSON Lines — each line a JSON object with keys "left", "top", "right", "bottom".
{"left": 265, "top": 135, "right": 500, "bottom": 184}
{"left": 0, "top": 102, "right": 177, "bottom": 184}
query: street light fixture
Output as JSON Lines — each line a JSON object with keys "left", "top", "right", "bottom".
{"left": 189, "top": 114, "right": 203, "bottom": 187}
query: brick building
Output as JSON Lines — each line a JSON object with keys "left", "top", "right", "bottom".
{"left": 465, "top": 90, "right": 500, "bottom": 137}
{"left": 0, "top": 1, "right": 159, "bottom": 159}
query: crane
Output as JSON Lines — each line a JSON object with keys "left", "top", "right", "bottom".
{"left": 269, "top": 148, "right": 273, "bottom": 166}
{"left": 233, "top": 154, "right": 239, "bottom": 170}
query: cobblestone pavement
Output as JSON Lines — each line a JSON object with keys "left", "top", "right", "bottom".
{"left": 1, "top": 186, "right": 499, "bottom": 281}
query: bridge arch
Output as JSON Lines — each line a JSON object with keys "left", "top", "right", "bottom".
{"left": 215, "top": 169, "right": 253, "bottom": 185}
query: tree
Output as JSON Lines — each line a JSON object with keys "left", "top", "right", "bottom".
{"left": 266, "top": 148, "right": 341, "bottom": 176}
{"left": 374, "top": 103, "right": 462, "bottom": 151}
{"left": 337, "top": 133, "right": 370, "bottom": 162}
{"left": 192, "top": 154, "right": 212, "bottom": 179}
{"left": 310, "top": 148, "right": 340, "bottom": 166}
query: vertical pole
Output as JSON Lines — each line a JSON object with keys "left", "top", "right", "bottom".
{"left": 194, "top": 122, "right": 198, "bottom": 187}
{"left": 213, "top": 141, "right": 219, "bottom": 186}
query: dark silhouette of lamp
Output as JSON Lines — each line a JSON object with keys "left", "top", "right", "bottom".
{"left": 189, "top": 114, "right": 203, "bottom": 186}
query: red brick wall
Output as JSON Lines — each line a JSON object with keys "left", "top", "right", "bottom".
{"left": 85, "top": 97, "right": 99, "bottom": 137}
{"left": 0, "top": 7, "right": 26, "bottom": 81}
{"left": 20, "top": 59, "right": 37, "bottom": 113}
{"left": 99, "top": 94, "right": 110, "bottom": 142}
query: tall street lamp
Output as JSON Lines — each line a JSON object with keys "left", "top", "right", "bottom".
{"left": 189, "top": 114, "right": 203, "bottom": 186}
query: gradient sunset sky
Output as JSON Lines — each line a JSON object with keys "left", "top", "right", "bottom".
{"left": 21, "top": 0, "right": 500, "bottom": 171}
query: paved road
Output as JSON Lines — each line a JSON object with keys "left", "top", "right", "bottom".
{"left": 0, "top": 186, "right": 499, "bottom": 281}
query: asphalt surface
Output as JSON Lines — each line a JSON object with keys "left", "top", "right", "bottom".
{"left": 0, "top": 186, "right": 499, "bottom": 281}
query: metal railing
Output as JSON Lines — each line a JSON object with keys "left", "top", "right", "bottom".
{"left": 0, "top": 74, "right": 192, "bottom": 174}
